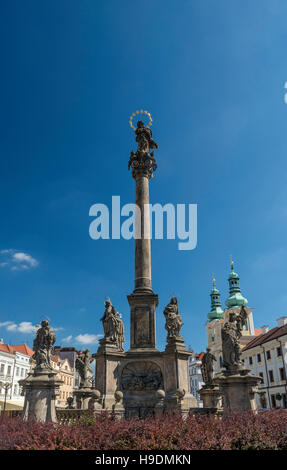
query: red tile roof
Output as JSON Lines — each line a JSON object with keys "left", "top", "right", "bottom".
{"left": 243, "top": 323, "right": 287, "bottom": 352}
{"left": 12, "top": 344, "right": 34, "bottom": 357}
{"left": 0, "top": 343, "right": 34, "bottom": 357}
{"left": 0, "top": 344, "right": 15, "bottom": 355}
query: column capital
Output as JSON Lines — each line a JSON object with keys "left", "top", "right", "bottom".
{"left": 129, "top": 152, "right": 157, "bottom": 180}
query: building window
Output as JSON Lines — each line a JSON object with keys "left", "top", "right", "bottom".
{"left": 271, "top": 394, "right": 276, "bottom": 408}
{"left": 269, "top": 370, "right": 274, "bottom": 383}
{"left": 0, "top": 364, "right": 4, "bottom": 374}
{"left": 16, "top": 367, "right": 19, "bottom": 376}
{"left": 277, "top": 346, "right": 282, "bottom": 357}
{"left": 279, "top": 367, "right": 286, "bottom": 381}
{"left": 282, "top": 394, "right": 287, "bottom": 409}
{"left": 7, "top": 366, "right": 11, "bottom": 376}
{"left": 249, "top": 357, "right": 253, "bottom": 365}
{"left": 257, "top": 353, "right": 261, "bottom": 363}
{"left": 259, "top": 372, "right": 264, "bottom": 383}
{"left": 266, "top": 350, "right": 271, "bottom": 360}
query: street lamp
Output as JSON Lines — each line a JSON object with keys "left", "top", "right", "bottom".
{"left": 0, "top": 376, "right": 13, "bottom": 420}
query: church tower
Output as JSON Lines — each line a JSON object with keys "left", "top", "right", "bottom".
{"left": 206, "top": 277, "right": 225, "bottom": 376}
{"left": 225, "top": 258, "right": 248, "bottom": 309}
{"left": 224, "top": 258, "right": 255, "bottom": 340}
{"left": 208, "top": 277, "right": 224, "bottom": 322}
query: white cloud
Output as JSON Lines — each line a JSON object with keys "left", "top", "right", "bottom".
{"left": 75, "top": 333, "right": 102, "bottom": 345}
{"left": 0, "top": 321, "right": 14, "bottom": 327}
{"left": 13, "top": 252, "right": 38, "bottom": 267}
{"left": 6, "top": 321, "right": 36, "bottom": 334}
{"left": 62, "top": 335, "right": 73, "bottom": 343}
{"left": 0, "top": 319, "right": 63, "bottom": 337}
{"left": 18, "top": 322, "right": 37, "bottom": 333}
{"left": 0, "top": 320, "right": 41, "bottom": 334}
{"left": 6, "top": 323, "right": 17, "bottom": 331}
{"left": 0, "top": 249, "right": 39, "bottom": 271}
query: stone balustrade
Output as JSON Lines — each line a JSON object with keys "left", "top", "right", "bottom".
{"left": 56, "top": 409, "right": 94, "bottom": 424}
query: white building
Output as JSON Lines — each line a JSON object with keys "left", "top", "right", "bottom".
{"left": 0, "top": 341, "right": 33, "bottom": 411}
{"left": 189, "top": 351, "right": 205, "bottom": 407}
{"left": 242, "top": 317, "right": 287, "bottom": 409}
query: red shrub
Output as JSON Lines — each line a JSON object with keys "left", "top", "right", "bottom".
{"left": 0, "top": 410, "right": 286, "bottom": 450}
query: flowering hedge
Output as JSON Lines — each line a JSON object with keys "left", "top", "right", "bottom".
{"left": 0, "top": 410, "right": 287, "bottom": 450}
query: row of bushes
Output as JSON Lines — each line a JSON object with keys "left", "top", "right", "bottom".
{"left": 0, "top": 410, "right": 287, "bottom": 450}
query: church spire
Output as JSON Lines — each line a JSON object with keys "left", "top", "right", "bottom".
{"left": 207, "top": 276, "right": 224, "bottom": 321}
{"left": 225, "top": 257, "right": 248, "bottom": 308}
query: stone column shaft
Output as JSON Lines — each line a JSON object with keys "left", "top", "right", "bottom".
{"left": 134, "top": 171, "right": 152, "bottom": 292}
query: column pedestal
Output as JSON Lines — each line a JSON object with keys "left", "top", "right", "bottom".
{"left": 198, "top": 385, "right": 222, "bottom": 410}
{"left": 214, "top": 369, "right": 261, "bottom": 414}
{"left": 162, "top": 346, "right": 197, "bottom": 413}
{"left": 127, "top": 291, "right": 158, "bottom": 351}
{"left": 94, "top": 348, "right": 126, "bottom": 411}
{"left": 164, "top": 336, "right": 187, "bottom": 353}
{"left": 19, "top": 370, "right": 63, "bottom": 423}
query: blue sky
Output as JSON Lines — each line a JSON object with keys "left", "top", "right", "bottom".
{"left": 1, "top": 0, "right": 287, "bottom": 353}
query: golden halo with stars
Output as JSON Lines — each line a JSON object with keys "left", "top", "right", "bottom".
{"left": 129, "top": 110, "right": 153, "bottom": 130}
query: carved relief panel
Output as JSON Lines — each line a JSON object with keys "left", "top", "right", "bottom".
{"left": 121, "top": 361, "right": 163, "bottom": 391}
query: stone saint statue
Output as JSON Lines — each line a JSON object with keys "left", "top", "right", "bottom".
{"left": 135, "top": 120, "right": 158, "bottom": 154}
{"left": 76, "top": 349, "right": 94, "bottom": 388}
{"left": 100, "top": 300, "right": 124, "bottom": 351}
{"left": 201, "top": 348, "right": 217, "bottom": 387}
{"left": 101, "top": 300, "right": 115, "bottom": 339}
{"left": 32, "top": 320, "right": 56, "bottom": 372}
{"left": 113, "top": 306, "right": 125, "bottom": 351}
{"left": 222, "top": 306, "right": 248, "bottom": 372}
{"left": 164, "top": 297, "right": 183, "bottom": 340}
{"left": 128, "top": 121, "right": 158, "bottom": 173}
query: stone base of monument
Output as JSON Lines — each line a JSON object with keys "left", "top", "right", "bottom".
{"left": 214, "top": 369, "right": 261, "bottom": 414}
{"left": 19, "top": 370, "right": 63, "bottom": 423}
{"left": 198, "top": 385, "right": 222, "bottom": 410}
{"left": 95, "top": 342, "right": 197, "bottom": 417}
